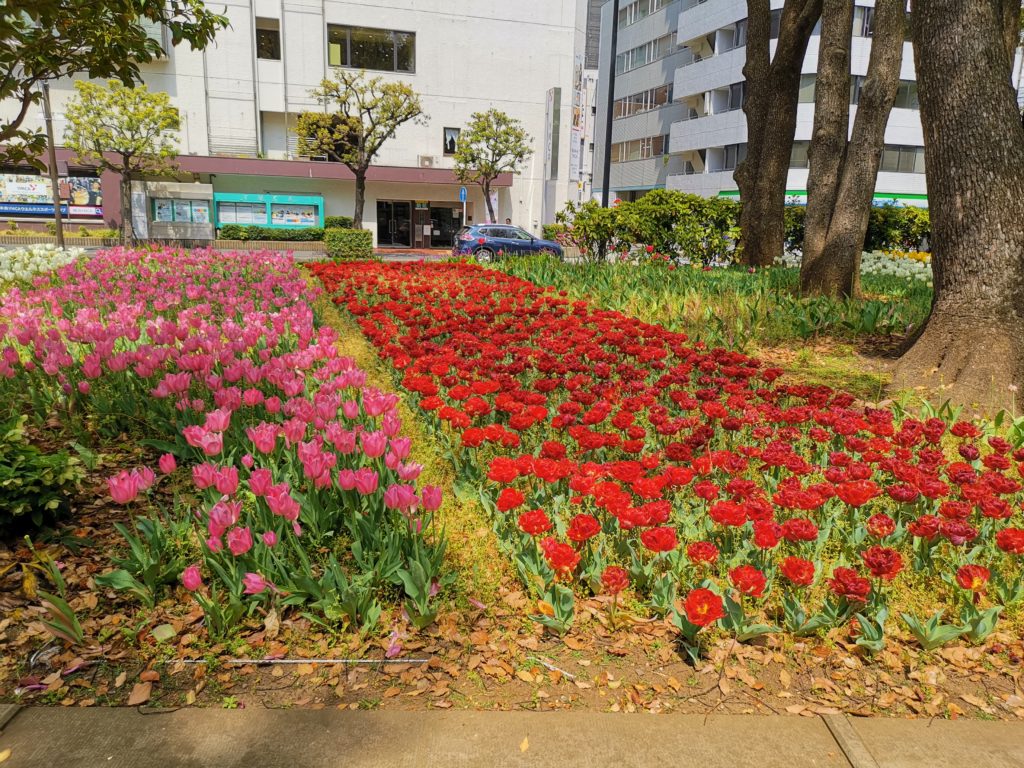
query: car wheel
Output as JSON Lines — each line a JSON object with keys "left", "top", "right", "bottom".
{"left": 476, "top": 247, "right": 494, "bottom": 262}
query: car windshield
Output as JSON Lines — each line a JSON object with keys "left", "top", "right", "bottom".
{"left": 510, "top": 228, "right": 532, "bottom": 240}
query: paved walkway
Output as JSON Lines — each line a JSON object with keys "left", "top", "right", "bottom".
{"left": 0, "top": 706, "right": 1021, "bottom": 768}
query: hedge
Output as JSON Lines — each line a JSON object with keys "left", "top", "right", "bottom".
{"left": 216, "top": 225, "right": 324, "bottom": 242}
{"left": 784, "top": 202, "right": 930, "bottom": 253}
{"left": 324, "top": 215, "right": 354, "bottom": 230}
{"left": 325, "top": 228, "right": 374, "bottom": 260}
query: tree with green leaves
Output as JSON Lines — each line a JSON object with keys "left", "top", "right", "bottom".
{"left": 64, "top": 81, "right": 180, "bottom": 244}
{"left": 453, "top": 109, "right": 532, "bottom": 224}
{"left": 296, "top": 71, "right": 427, "bottom": 229}
{"left": 1, "top": 0, "right": 225, "bottom": 166}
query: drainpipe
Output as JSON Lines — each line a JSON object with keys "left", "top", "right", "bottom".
{"left": 600, "top": 0, "right": 620, "bottom": 207}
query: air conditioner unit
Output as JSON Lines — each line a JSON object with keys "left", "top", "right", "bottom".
{"left": 418, "top": 155, "right": 437, "bottom": 168}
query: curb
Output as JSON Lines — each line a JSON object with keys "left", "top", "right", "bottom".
{"left": 821, "top": 714, "right": 881, "bottom": 768}
{"left": 0, "top": 704, "right": 21, "bottom": 731}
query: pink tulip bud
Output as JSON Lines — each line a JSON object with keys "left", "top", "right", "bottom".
{"left": 158, "top": 453, "right": 177, "bottom": 474}
{"left": 243, "top": 572, "right": 269, "bottom": 595}
{"left": 261, "top": 531, "right": 278, "bottom": 548}
{"left": 181, "top": 564, "right": 203, "bottom": 591}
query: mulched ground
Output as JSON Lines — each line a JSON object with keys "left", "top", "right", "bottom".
{"left": 2, "top": 435, "right": 1022, "bottom": 720}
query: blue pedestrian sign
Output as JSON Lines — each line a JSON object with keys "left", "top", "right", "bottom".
{"left": 459, "top": 186, "right": 467, "bottom": 202}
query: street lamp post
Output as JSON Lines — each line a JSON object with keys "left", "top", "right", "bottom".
{"left": 41, "top": 82, "right": 65, "bottom": 248}
{"left": 600, "top": 0, "right": 620, "bottom": 209}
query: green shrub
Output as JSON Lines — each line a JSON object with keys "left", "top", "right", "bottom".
{"left": 0, "top": 416, "right": 84, "bottom": 533}
{"left": 217, "top": 225, "right": 325, "bottom": 242}
{"left": 541, "top": 223, "right": 566, "bottom": 241}
{"left": 783, "top": 203, "right": 805, "bottom": 252}
{"left": 781, "top": 201, "right": 929, "bottom": 253}
{"left": 865, "top": 203, "right": 930, "bottom": 251}
{"left": 325, "top": 228, "right": 374, "bottom": 260}
{"left": 217, "top": 224, "right": 245, "bottom": 240}
{"left": 324, "top": 215, "right": 354, "bottom": 230}
{"left": 617, "top": 189, "right": 740, "bottom": 265}
{"left": 554, "top": 200, "right": 628, "bottom": 262}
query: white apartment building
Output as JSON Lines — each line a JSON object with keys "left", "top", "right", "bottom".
{"left": 1, "top": 1, "right": 602, "bottom": 246}
{"left": 593, "top": 0, "right": 1005, "bottom": 207}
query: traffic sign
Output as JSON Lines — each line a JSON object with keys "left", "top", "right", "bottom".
{"left": 459, "top": 186, "right": 467, "bottom": 202}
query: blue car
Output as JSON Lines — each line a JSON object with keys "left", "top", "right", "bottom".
{"left": 452, "top": 224, "right": 563, "bottom": 261}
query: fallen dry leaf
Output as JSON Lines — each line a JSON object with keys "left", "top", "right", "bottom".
{"left": 127, "top": 682, "right": 151, "bottom": 706}
{"left": 519, "top": 737, "right": 529, "bottom": 753}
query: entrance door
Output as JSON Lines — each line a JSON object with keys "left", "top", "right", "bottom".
{"left": 429, "top": 206, "right": 462, "bottom": 247}
{"left": 376, "top": 201, "right": 412, "bottom": 247}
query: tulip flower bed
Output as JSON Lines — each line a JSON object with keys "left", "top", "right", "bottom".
{"left": 311, "top": 260, "right": 1023, "bottom": 659}
{"left": 0, "top": 248, "right": 446, "bottom": 638}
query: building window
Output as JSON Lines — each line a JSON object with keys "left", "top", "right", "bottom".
{"left": 617, "top": 0, "right": 670, "bottom": 28}
{"left": 256, "top": 19, "right": 281, "bottom": 61}
{"left": 728, "top": 81, "right": 745, "bottom": 111}
{"left": 611, "top": 133, "right": 670, "bottom": 163}
{"left": 880, "top": 145, "right": 925, "bottom": 173}
{"left": 769, "top": 9, "right": 782, "bottom": 39}
{"left": 153, "top": 198, "right": 211, "bottom": 224}
{"left": 721, "top": 142, "right": 747, "bottom": 171}
{"left": 443, "top": 127, "right": 460, "bottom": 155}
{"left": 893, "top": 80, "right": 919, "bottom": 109}
{"left": 790, "top": 141, "right": 810, "bottom": 169}
{"left": 216, "top": 202, "right": 268, "bottom": 226}
{"left": 613, "top": 83, "right": 673, "bottom": 119}
{"left": 798, "top": 74, "right": 816, "bottom": 103}
{"left": 854, "top": 6, "right": 874, "bottom": 37}
{"left": 327, "top": 25, "right": 415, "bottom": 73}
{"left": 615, "top": 32, "right": 676, "bottom": 74}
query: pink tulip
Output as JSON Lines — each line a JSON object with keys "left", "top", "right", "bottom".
{"left": 360, "top": 430, "right": 388, "bottom": 458}
{"left": 261, "top": 531, "right": 278, "bottom": 548}
{"left": 249, "top": 468, "right": 273, "bottom": 496}
{"left": 389, "top": 437, "right": 412, "bottom": 460}
{"left": 203, "top": 407, "right": 233, "bottom": 433}
{"left": 242, "top": 572, "right": 270, "bottom": 595}
{"left": 213, "top": 465, "right": 239, "bottom": 495}
{"left": 226, "top": 526, "right": 253, "bottom": 556}
{"left": 337, "top": 469, "right": 356, "bottom": 491}
{"left": 422, "top": 485, "right": 443, "bottom": 512}
{"left": 246, "top": 422, "right": 278, "bottom": 454}
{"left": 107, "top": 471, "right": 140, "bottom": 504}
{"left": 192, "top": 462, "right": 217, "bottom": 490}
{"left": 342, "top": 400, "right": 360, "bottom": 419}
{"left": 132, "top": 466, "right": 156, "bottom": 491}
{"left": 181, "top": 564, "right": 202, "bottom": 591}
{"left": 353, "top": 468, "right": 379, "bottom": 495}
{"left": 397, "top": 461, "right": 423, "bottom": 481}
{"left": 206, "top": 535, "right": 223, "bottom": 553}
{"left": 158, "top": 453, "right": 177, "bottom": 474}
{"left": 241, "top": 453, "right": 254, "bottom": 469}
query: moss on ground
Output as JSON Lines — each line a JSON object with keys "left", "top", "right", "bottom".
{"left": 307, "top": 270, "right": 509, "bottom": 609}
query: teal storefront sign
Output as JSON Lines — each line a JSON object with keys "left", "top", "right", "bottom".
{"left": 213, "top": 192, "right": 325, "bottom": 229}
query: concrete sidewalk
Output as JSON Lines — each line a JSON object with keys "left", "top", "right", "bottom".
{"left": 0, "top": 706, "right": 1021, "bottom": 768}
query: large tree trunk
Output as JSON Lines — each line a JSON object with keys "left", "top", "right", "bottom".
{"left": 800, "top": 0, "right": 853, "bottom": 281}
{"left": 801, "top": 0, "right": 904, "bottom": 297}
{"left": 119, "top": 171, "right": 135, "bottom": 245}
{"left": 736, "top": 0, "right": 822, "bottom": 267}
{"left": 352, "top": 168, "right": 367, "bottom": 229}
{"left": 893, "top": 0, "right": 1024, "bottom": 412}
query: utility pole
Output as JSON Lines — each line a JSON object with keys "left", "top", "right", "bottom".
{"left": 600, "top": 0, "right": 620, "bottom": 208}
{"left": 41, "top": 82, "right": 65, "bottom": 248}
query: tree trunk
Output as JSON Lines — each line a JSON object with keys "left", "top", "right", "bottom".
{"left": 893, "top": 0, "right": 1024, "bottom": 412}
{"left": 482, "top": 179, "right": 496, "bottom": 223}
{"left": 119, "top": 171, "right": 134, "bottom": 245}
{"left": 352, "top": 168, "right": 367, "bottom": 229}
{"left": 736, "top": 0, "right": 822, "bottom": 267}
{"left": 801, "top": 0, "right": 904, "bottom": 297}
{"left": 800, "top": 0, "right": 853, "bottom": 279}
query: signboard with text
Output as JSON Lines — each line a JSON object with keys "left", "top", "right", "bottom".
{"left": 0, "top": 174, "right": 103, "bottom": 218}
